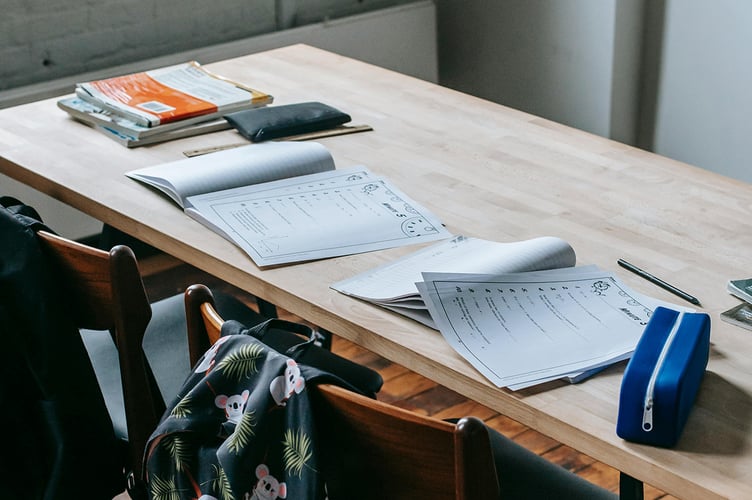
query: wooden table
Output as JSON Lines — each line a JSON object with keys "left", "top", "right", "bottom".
{"left": 2, "top": 45, "right": 751, "bottom": 499}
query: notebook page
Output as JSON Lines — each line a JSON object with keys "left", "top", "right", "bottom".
{"left": 126, "top": 141, "right": 334, "bottom": 207}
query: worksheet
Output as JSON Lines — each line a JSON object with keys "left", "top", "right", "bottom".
{"left": 417, "top": 266, "right": 690, "bottom": 389}
{"left": 186, "top": 166, "right": 451, "bottom": 267}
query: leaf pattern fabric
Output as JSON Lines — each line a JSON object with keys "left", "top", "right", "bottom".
{"left": 145, "top": 320, "right": 352, "bottom": 500}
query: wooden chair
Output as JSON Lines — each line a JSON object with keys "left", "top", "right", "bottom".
{"left": 184, "top": 283, "right": 501, "bottom": 500}
{"left": 312, "top": 384, "right": 500, "bottom": 500}
{"left": 37, "top": 230, "right": 160, "bottom": 496}
{"left": 36, "top": 231, "right": 267, "bottom": 498}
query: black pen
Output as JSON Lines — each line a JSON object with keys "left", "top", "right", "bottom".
{"left": 617, "top": 259, "right": 701, "bottom": 306}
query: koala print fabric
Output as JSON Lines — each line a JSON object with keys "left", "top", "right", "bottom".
{"left": 145, "top": 319, "right": 355, "bottom": 500}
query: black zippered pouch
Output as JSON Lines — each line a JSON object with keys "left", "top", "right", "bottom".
{"left": 224, "top": 101, "right": 351, "bottom": 142}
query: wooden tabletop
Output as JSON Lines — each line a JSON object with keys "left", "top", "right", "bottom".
{"left": 2, "top": 44, "right": 751, "bottom": 499}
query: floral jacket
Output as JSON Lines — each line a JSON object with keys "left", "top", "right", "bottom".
{"left": 145, "top": 320, "right": 361, "bottom": 500}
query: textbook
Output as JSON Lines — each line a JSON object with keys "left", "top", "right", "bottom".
{"left": 57, "top": 97, "right": 231, "bottom": 147}
{"left": 94, "top": 118, "right": 231, "bottom": 148}
{"left": 75, "top": 61, "right": 272, "bottom": 128}
{"left": 727, "top": 277, "right": 752, "bottom": 304}
{"left": 331, "top": 235, "right": 577, "bottom": 328}
{"left": 721, "top": 301, "right": 752, "bottom": 331}
{"left": 126, "top": 141, "right": 451, "bottom": 267}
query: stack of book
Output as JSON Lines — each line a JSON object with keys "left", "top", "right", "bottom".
{"left": 58, "top": 61, "right": 273, "bottom": 147}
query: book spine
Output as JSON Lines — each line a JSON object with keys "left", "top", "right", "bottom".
{"left": 75, "top": 86, "right": 158, "bottom": 127}
{"left": 57, "top": 98, "right": 149, "bottom": 139}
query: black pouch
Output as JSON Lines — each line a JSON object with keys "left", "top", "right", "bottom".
{"left": 224, "top": 101, "right": 351, "bottom": 142}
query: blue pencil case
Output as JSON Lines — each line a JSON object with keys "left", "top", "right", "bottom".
{"left": 616, "top": 307, "right": 710, "bottom": 447}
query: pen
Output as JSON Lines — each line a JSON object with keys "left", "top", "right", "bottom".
{"left": 617, "top": 259, "right": 701, "bottom": 306}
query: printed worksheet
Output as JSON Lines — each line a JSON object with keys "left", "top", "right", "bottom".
{"left": 332, "top": 235, "right": 577, "bottom": 327}
{"left": 417, "top": 266, "right": 691, "bottom": 389}
{"left": 186, "top": 166, "right": 452, "bottom": 266}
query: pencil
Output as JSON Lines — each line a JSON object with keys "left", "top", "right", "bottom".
{"left": 617, "top": 259, "right": 701, "bottom": 306}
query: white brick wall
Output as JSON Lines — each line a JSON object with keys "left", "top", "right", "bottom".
{"left": 0, "top": 0, "right": 406, "bottom": 91}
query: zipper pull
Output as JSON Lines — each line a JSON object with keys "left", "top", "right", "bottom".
{"left": 642, "top": 398, "right": 654, "bottom": 431}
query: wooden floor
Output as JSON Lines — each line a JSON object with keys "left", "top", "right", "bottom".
{"left": 136, "top": 255, "right": 676, "bottom": 499}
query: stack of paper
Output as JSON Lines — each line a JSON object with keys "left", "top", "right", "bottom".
{"left": 333, "top": 237, "right": 694, "bottom": 389}
{"left": 331, "top": 235, "right": 577, "bottom": 328}
{"left": 417, "top": 266, "right": 692, "bottom": 390}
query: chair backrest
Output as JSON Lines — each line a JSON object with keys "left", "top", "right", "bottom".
{"left": 37, "top": 230, "right": 165, "bottom": 485}
{"left": 184, "top": 283, "right": 500, "bottom": 500}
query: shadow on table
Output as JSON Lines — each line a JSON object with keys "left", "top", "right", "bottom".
{"left": 670, "top": 370, "right": 751, "bottom": 455}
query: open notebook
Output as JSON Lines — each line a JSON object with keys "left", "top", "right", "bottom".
{"left": 127, "top": 141, "right": 450, "bottom": 267}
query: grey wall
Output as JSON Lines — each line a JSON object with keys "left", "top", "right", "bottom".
{"left": 649, "top": 0, "right": 752, "bottom": 183}
{"left": 0, "top": 0, "right": 411, "bottom": 92}
{"left": 435, "top": 0, "right": 752, "bottom": 184}
{"left": 436, "top": 0, "right": 644, "bottom": 144}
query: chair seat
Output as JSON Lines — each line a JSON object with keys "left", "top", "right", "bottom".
{"left": 81, "top": 290, "right": 267, "bottom": 440}
{"left": 485, "top": 424, "right": 617, "bottom": 499}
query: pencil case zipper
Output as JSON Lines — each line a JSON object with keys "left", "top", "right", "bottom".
{"left": 641, "top": 311, "right": 684, "bottom": 432}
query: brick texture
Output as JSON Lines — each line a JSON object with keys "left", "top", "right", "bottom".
{"left": 0, "top": 0, "right": 406, "bottom": 91}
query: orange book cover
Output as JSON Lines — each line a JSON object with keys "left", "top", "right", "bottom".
{"left": 76, "top": 62, "right": 272, "bottom": 127}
